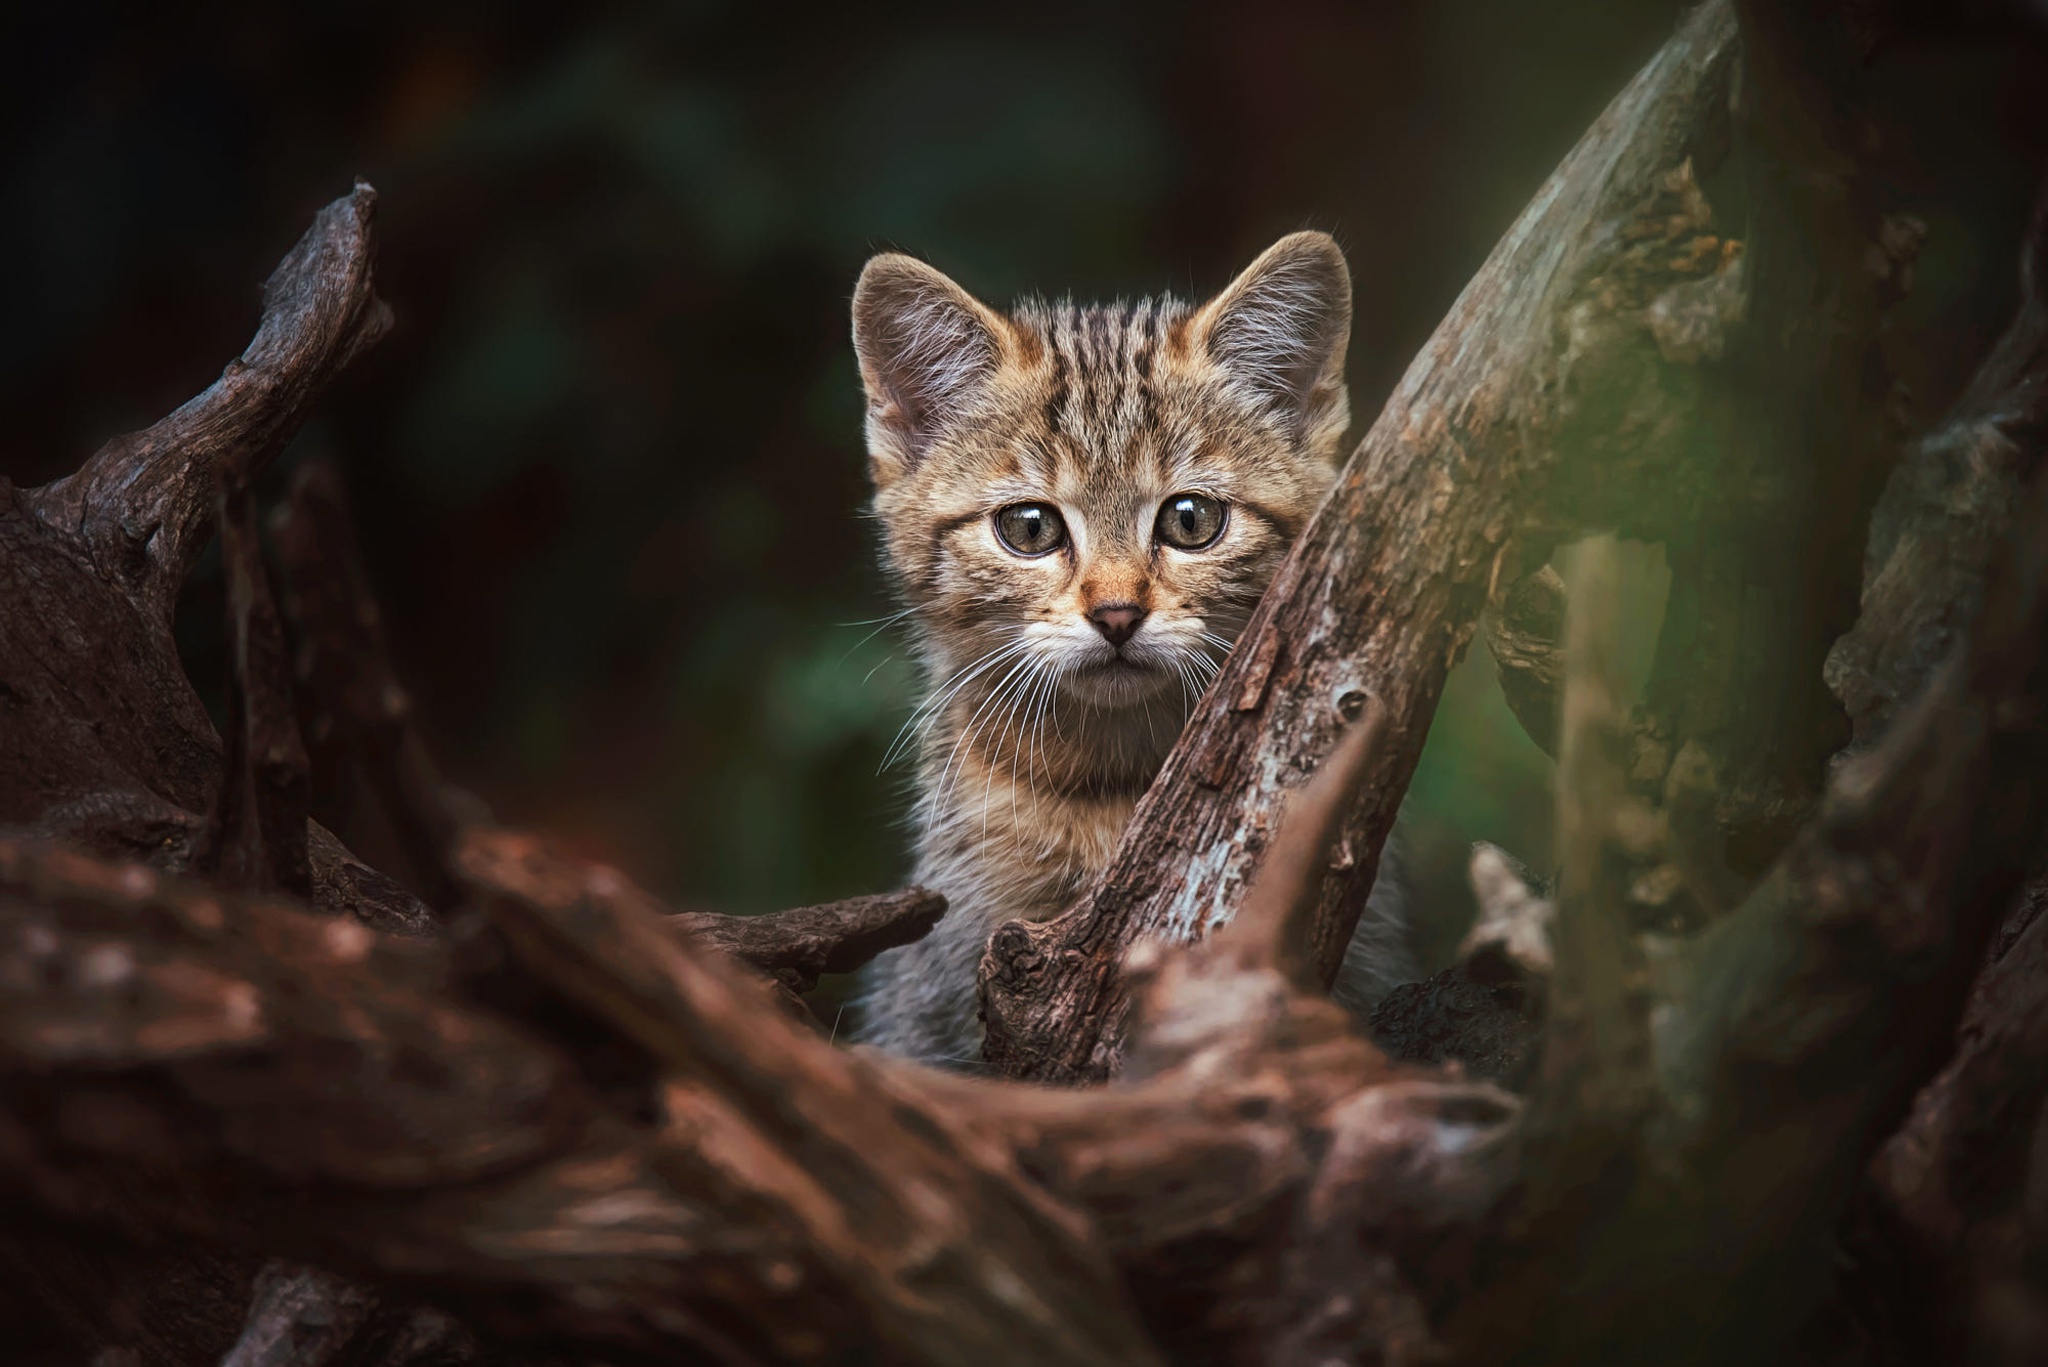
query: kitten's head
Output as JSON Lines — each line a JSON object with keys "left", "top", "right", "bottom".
{"left": 852, "top": 232, "right": 1351, "bottom": 713}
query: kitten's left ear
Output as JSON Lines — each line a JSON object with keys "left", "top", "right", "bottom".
{"left": 1192, "top": 231, "right": 1353, "bottom": 460}
{"left": 852, "top": 254, "right": 1009, "bottom": 490}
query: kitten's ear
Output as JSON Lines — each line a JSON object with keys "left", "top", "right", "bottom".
{"left": 852, "top": 254, "right": 1007, "bottom": 489}
{"left": 1191, "top": 231, "right": 1353, "bottom": 460}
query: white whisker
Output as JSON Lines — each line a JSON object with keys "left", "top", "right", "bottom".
{"left": 838, "top": 606, "right": 919, "bottom": 663}
{"left": 937, "top": 648, "right": 1040, "bottom": 809}
{"left": 879, "top": 634, "right": 1030, "bottom": 773}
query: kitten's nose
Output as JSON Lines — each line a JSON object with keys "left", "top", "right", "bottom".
{"left": 1088, "top": 603, "right": 1148, "bottom": 649}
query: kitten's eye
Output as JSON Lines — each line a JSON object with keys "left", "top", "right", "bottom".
{"left": 993, "top": 502, "right": 1068, "bottom": 556}
{"left": 1155, "top": 493, "right": 1227, "bottom": 550}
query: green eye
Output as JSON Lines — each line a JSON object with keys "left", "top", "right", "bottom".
{"left": 994, "top": 502, "right": 1068, "bottom": 556}
{"left": 1155, "top": 493, "right": 1227, "bottom": 549}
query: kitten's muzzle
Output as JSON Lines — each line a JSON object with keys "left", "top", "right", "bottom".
{"left": 1087, "top": 603, "right": 1148, "bottom": 649}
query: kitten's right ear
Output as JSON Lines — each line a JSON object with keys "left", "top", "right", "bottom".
{"left": 852, "top": 254, "right": 1007, "bottom": 489}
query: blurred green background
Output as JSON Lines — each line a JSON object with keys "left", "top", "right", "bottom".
{"left": 4, "top": 1, "right": 2041, "bottom": 970}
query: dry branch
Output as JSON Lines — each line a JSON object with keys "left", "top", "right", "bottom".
{"left": 1826, "top": 181, "right": 2048, "bottom": 741}
{"left": 1838, "top": 181, "right": 2048, "bottom": 1364}
{"left": 190, "top": 482, "right": 313, "bottom": 899}
{"left": 672, "top": 886, "right": 947, "bottom": 1001}
{"left": 218, "top": 1262, "right": 472, "bottom": 1367}
{"left": 0, "top": 781, "right": 1515, "bottom": 1365}
{"left": 1460, "top": 843, "right": 1554, "bottom": 977}
{"left": 1484, "top": 566, "right": 1566, "bottom": 758}
{"left": 25, "top": 184, "right": 391, "bottom": 625}
{"left": 0, "top": 833, "right": 1157, "bottom": 1367}
{"left": 271, "top": 459, "right": 472, "bottom": 911}
{"left": 1522, "top": 534, "right": 1655, "bottom": 1210}
{"left": 0, "top": 181, "right": 430, "bottom": 944}
{"left": 1209, "top": 704, "right": 1389, "bottom": 989}
{"left": 0, "top": 181, "right": 988, "bottom": 1366}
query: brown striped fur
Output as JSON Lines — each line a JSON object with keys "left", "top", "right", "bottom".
{"left": 849, "top": 232, "right": 1412, "bottom": 1064}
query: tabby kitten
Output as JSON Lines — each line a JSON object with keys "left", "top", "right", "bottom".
{"left": 850, "top": 231, "right": 1412, "bottom": 1065}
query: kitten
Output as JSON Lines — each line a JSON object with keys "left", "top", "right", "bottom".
{"left": 849, "top": 231, "right": 1413, "bottom": 1066}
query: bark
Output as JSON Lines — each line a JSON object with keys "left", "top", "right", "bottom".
{"left": 1483, "top": 566, "right": 1565, "bottom": 759}
{"left": 0, "top": 181, "right": 427, "bottom": 932}
{"left": 270, "top": 460, "right": 471, "bottom": 913}
{"left": 1838, "top": 182, "right": 2048, "bottom": 1366}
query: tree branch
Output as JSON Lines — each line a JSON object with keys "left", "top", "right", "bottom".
{"left": 1532, "top": 536, "right": 1653, "bottom": 1138}
{"left": 1484, "top": 566, "right": 1566, "bottom": 758}
{"left": 0, "top": 833, "right": 1159, "bottom": 1366}
{"left": 271, "top": 459, "right": 469, "bottom": 909}
{"left": 1209, "top": 703, "right": 1388, "bottom": 989}
{"left": 1825, "top": 178, "right": 2048, "bottom": 740}
{"left": 672, "top": 886, "right": 947, "bottom": 1000}
{"left": 27, "top": 184, "right": 391, "bottom": 625}
{"left": 190, "top": 481, "right": 312, "bottom": 898}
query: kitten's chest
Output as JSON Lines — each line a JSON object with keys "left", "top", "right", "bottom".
{"left": 921, "top": 771, "right": 1138, "bottom": 921}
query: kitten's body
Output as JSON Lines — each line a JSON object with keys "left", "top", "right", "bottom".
{"left": 848, "top": 238, "right": 1414, "bottom": 1065}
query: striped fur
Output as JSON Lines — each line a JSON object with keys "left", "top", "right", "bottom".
{"left": 849, "top": 232, "right": 1413, "bottom": 1066}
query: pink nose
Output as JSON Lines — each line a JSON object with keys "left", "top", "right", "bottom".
{"left": 1088, "top": 603, "right": 1148, "bottom": 648}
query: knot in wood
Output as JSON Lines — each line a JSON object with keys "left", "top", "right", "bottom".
{"left": 990, "top": 921, "right": 1045, "bottom": 978}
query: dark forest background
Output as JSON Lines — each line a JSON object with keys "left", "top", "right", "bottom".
{"left": 5, "top": 1, "right": 2042, "bottom": 974}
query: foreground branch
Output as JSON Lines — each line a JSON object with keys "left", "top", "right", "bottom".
{"left": 0, "top": 786, "right": 1520, "bottom": 1365}
{"left": 0, "top": 834, "right": 1157, "bottom": 1367}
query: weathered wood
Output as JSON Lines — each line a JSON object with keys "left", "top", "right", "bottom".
{"left": 1207, "top": 704, "right": 1389, "bottom": 989}
{"left": 1460, "top": 843, "right": 1554, "bottom": 977}
{"left": 1618, "top": 0, "right": 1910, "bottom": 916}
{"left": 271, "top": 459, "right": 470, "bottom": 911}
{"left": 1484, "top": 566, "right": 1565, "bottom": 758}
{"left": 1866, "top": 883, "right": 2048, "bottom": 1362}
{"left": 981, "top": 0, "right": 1743, "bottom": 1083}
{"left": 0, "top": 182, "right": 431, "bottom": 943}
{"left": 0, "top": 182, "right": 971, "bottom": 1366}
{"left": 1425, "top": 8, "right": 2047, "bottom": 1361}
{"left": 0, "top": 796, "right": 1517, "bottom": 1366}
{"left": 0, "top": 833, "right": 1159, "bottom": 1366}
{"left": 672, "top": 886, "right": 947, "bottom": 1000}
{"left": 1827, "top": 177, "right": 2048, "bottom": 1366}
{"left": 1825, "top": 184, "right": 2048, "bottom": 741}
{"left": 220, "top": 1264, "right": 376, "bottom": 1367}
{"left": 1516, "top": 533, "right": 1656, "bottom": 1261}
{"left": 25, "top": 184, "right": 391, "bottom": 626}
{"left": 0, "top": 186, "right": 427, "bottom": 1367}
{"left": 1435, "top": 397, "right": 2048, "bottom": 1367}
{"left": 190, "top": 482, "right": 313, "bottom": 898}
{"left": 217, "top": 1260, "right": 477, "bottom": 1367}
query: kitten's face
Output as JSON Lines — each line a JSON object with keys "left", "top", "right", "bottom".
{"left": 852, "top": 233, "right": 1352, "bottom": 715}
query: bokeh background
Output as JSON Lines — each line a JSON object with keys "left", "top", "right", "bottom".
{"left": 6, "top": 1, "right": 2044, "bottom": 982}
